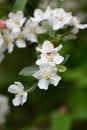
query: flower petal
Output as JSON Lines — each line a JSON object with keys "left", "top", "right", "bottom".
{"left": 12, "top": 96, "right": 21, "bottom": 106}
{"left": 8, "top": 85, "right": 19, "bottom": 94}
{"left": 50, "top": 75, "right": 61, "bottom": 86}
{"left": 38, "top": 78, "right": 49, "bottom": 90}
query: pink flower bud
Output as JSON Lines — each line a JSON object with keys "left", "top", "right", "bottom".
{"left": 59, "top": 105, "right": 68, "bottom": 113}
{"left": 0, "top": 20, "right": 6, "bottom": 29}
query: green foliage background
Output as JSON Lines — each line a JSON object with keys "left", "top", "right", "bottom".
{"left": 0, "top": 0, "right": 87, "bottom": 130}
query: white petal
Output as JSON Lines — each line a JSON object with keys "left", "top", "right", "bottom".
{"left": 29, "top": 34, "right": 38, "bottom": 42}
{"left": 8, "top": 12, "right": 15, "bottom": 19}
{"left": 50, "top": 75, "right": 61, "bottom": 86}
{"left": 76, "top": 24, "right": 87, "bottom": 29}
{"left": 53, "top": 54, "right": 64, "bottom": 64}
{"left": 12, "top": 96, "right": 21, "bottom": 106}
{"left": 7, "top": 42, "right": 14, "bottom": 53}
{"left": 33, "top": 71, "right": 41, "bottom": 79}
{"left": 16, "top": 39, "right": 26, "bottom": 48}
{"left": 36, "top": 27, "right": 46, "bottom": 34}
{"left": 8, "top": 85, "right": 19, "bottom": 94}
{"left": 17, "top": 11, "right": 24, "bottom": 18}
{"left": 22, "top": 92, "right": 27, "bottom": 105}
{"left": 0, "top": 39, "right": 3, "bottom": 46}
{"left": 14, "top": 81, "right": 24, "bottom": 91}
{"left": 38, "top": 78, "right": 49, "bottom": 90}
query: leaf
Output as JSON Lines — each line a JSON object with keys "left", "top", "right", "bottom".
{"left": 19, "top": 66, "right": 39, "bottom": 76}
{"left": 62, "top": 54, "right": 70, "bottom": 64}
{"left": 50, "top": 111, "right": 72, "bottom": 130}
{"left": 57, "top": 65, "right": 67, "bottom": 72}
{"left": 12, "top": 0, "right": 28, "bottom": 12}
{"left": 25, "top": 81, "right": 37, "bottom": 93}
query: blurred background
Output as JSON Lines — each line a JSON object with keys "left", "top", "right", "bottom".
{"left": 0, "top": 0, "right": 87, "bottom": 130}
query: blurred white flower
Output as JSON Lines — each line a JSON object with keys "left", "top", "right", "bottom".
{"left": 1, "top": 29, "right": 15, "bottom": 53}
{"left": 36, "top": 52, "right": 64, "bottom": 66}
{"left": 0, "top": 95, "right": 9, "bottom": 125}
{"left": 23, "top": 19, "right": 46, "bottom": 42}
{"left": 33, "top": 64, "right": 61, "bottom": 90}
{"left": 36, "top": 40, "right": 62, "bottom": 53}
{"left": 15, "top": 31, "right": 26, "bottom": 48}
{"left": 8, "top": 82, "right": 27, "bottom": 106}
{"left": 32, "top": 7, "right": 52, "bottom": 23}
{"left": 73, "top": 17, "right": 87, "bottom": 29}
{"left": 51, "top": 8, "right": 73, "bottom": 30}
{"left": 36, "top": 41, "right": 64, "bottom": 66}
{"left": 6, "top": 11, "right": 26, "bottom": 33}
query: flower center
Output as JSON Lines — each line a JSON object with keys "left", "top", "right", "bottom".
{"left": 4, "top": 38, "right": 8, "bottom": 45}
{"left": 14, "top": 19, "right": 19, "bottom": 24}
{"left": 18, "top": 33, "right": 24, "bottom": 39}
{"left": 43, "top": 71, "right": 50, "bottom": 80}
{"left": 46, "top": 44, "right": 54, "bottom": 51}
{"left": 16, "top": 91, "right": 21, "bottom": 97}
{"left": 58, "top": 16, "right": 63, "bottom": 22}
{"left": 30, "top": 27, "right": 36, "bottom": 33}
{"left": 46, "top": 53, "right": 53, "bottom": 62}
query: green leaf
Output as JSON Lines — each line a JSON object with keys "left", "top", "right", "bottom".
{"left": 25, "top": 81, "right": 37, "bottom": 93}
{"left": 57, "top": 65, "right": 67, "bottom": 72}
{"left": 50, "top": 112, "right": 72, "bottom": 130}
{"left": 12, "top": 0, "right": 28, "bottom": 12}
{"left": 19, "top": 66, "right": 39, "bottom": 76}
{"left": 62, "top": 54, "right": 70, "bottom": 64}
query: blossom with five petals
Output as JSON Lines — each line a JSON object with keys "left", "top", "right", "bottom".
{"left": 8, "top": 82, "right": 27, "bottom": 106}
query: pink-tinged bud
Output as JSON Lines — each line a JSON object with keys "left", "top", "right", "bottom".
{"left": 0, "top": 20, "right": 6, "bottom": 29}
{"left": 59, "top": 105, "right": 68, "bottom": 114}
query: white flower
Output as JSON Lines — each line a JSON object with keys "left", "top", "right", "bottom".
{"left": 36, "top": 52, "right": 64, "bottom": 66}
{"left": 0, "top": 95, "right": 9, "bottom": 125}
{"left": 32, "top": 6, "right": 52, "bottom": 23}
{"left": 36, "top": 40, "right": 62, "bottom": 53}
{"left": 51, "top": 8, "right": 73, "bottom": 30}
{"left": 1, "top": 29, "right": 15, "bottom": 53}
{"left": 72, "top": 17, "right": 87, "bottom": 29}
{"left": 33, "top": 64, "right": 61, "bottom": 90}
{"left": 8, "top": 82, "right": 27, "bottom": 106}
{"left": 15, "top": 32, "right": 26, "bottom": 48}
{"left": 36, "top": 41, "right": 64, "bottom": 66}
{"left": 6, "top": 11, "right": 26, "bottom": 33}
{"left": 23, "top": 19, "right": 46, "bottom": 42}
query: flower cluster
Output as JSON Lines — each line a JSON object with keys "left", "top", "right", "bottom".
{"left": 0, "top": 95, "right": 9, "bottom": 125}
{"left": 0, "top": 7, "right": 87, "bottom": 63}
{"left": 4, "top": 7, "right": 87, "bottom": 106}
{"left": 33, "top": 40, "right": 64, "bottom": 90}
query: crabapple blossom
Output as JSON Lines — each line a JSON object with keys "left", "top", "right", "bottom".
{"left": 6, "top": 11, "right": 26, "bottom": 33}
{"left": 33, "top": 64, "right": 61, "bottom": 90}
{"left": 8, "top": 82, "right": 27, "bottom": 106}
{"left": 15, "top": 31, "right": 26, "bottom": 48}
{"left": 36, "top": 52, "right": 64, "bottom": 66}
{"left": 49, "top": 8, "right": 73, "bottom": 30}
{"left": 31, "top": 6, "right": 52, "bottom": 23}
{"left": 23, "top": 19, "right": 46, "bottom": 42}
{"left": 36, "top": 40, "right": 62, "bottom": 53}
{"left": 36, "top": 41, "right": 64, "bottom": 66}
{"left": 1, "top": 29, "right": 15, "bottom": 53}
